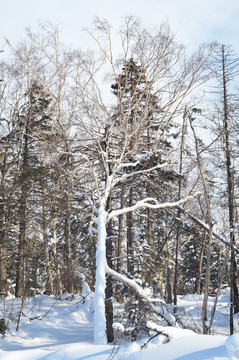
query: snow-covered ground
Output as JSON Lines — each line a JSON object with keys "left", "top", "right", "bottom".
{"left": 0, "top": 289, "right": 238, "bottom": 360}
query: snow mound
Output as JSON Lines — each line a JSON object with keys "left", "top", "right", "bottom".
{"left": 147, "top": 321, "right": 196, "bottom": 341}
{"left": 113, "top": 322, "right": 125, "bottom": 332}
{"left": 220, "top": 287, "right": 231, "bottom": 298}
{"left": 181, "top": 294, "right": 202, "bottom": 301}
{"left": 226, "top": 333, "right": 239, "bottom": 358}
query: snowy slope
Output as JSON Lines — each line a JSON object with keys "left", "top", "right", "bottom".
{"left": 0, "top": 291, "right": 238, "bottom": 360}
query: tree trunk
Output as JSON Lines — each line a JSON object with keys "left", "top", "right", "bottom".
{"left": 222, "top": 45, "right": 239, "bottom": 335}
{"left": 174, "top": 107, "right": 186, "bottom": 305}
{"left": 146, "top": 206, "right": 153, "bottom": 286}
{"left": 42, "top": 193, "right": 53, "bottom": 295}
{"left": 127, "top": 187, "right": 134, "bottom": 275}
{"left": 167, "top": 265, "right": 172, "bottom": 304}
{"left": 189, "top": 113, "right": 214, "bottom": 335}
{"left": 52, "top": 219, "right": 62, "bottom": 295}
{"left": 197, "top": 231, "right": 206, "bottom": 295}
{"left": 15, "top": 131, "right": 28, "bottom": 298}
{"left": 0, "top": 246, "right": 7, "bottom": 298}
{"left": 64, "top": 193, "right": 73, "bottom": 293}
{"left": 105, "top": 195, "right": 114, "bottom": 343}
{"left": 0, "top": 169, "right": 8, "bottom": 297}
{"left": 15, "top": 185, "right": 27, "bottom": 298}
{"left": 94, "top": 205, "right": 107, "bottom": 345}
{"left": 117, "top": 185, "right": 126, "bottom": 272}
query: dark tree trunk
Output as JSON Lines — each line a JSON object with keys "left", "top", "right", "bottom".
{"left": 105, "top": 190, "right": 114, "bottom": 342}
{"left": 222, "top": 45, "right": 239, "bottom": 335}
{"left": 167, "top": 265, "right": 172, "bottom": 304}
{"left": 174, "top": 107, "right": 186, "bottom": 305}
{"left": 189, "top": 112, "right": 214, "bottom": 335}
{"left": 0, "top": 164, "right": 8, "bottom": 297}
{"left": 52, "top": 218, "right": 62, "bottom": 295}
{"left": 104, "top": 125, "right": 114, "bottom": 343}
{"left": 42, "top": 191, "right": 53, "bottom": 295}
{"left": 15, "top": 131, "right": 28, "bottom": 298}
{"left": 117, "top": 184, "right": 126, "bottom": 272}
{"left": 105, "top": 220, "right": 114, "bottom": 343}
{"left": 127, "top": 187, "right": 134, "bottom": 275}
{"left": 64, "top": 197, "right": 73, "bottom": 293}
{"left": 197, "top": 231, "right": 206, "bottom": 295}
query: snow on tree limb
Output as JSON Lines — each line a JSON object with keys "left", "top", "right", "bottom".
{"left": 105, "top": 265, "right": 176, "bottom": 326}
{"left": 112, "top": 162, "right": 169, "bottom": 187}
{"left": 108, "top": 193, "right": 200, "bottom": 222}
{"left": 177, "top": 205, "right": 239, "bottom": 253}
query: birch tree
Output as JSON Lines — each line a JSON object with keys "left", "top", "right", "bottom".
{"left": 78, "top": 17, "right": 211, "bottom": 344}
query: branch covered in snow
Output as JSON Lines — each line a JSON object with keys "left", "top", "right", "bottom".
{"left": 112, "top": 162, "right": 169, "bottom": 187}
{"left": 105, "top": 265, "right": 176, "bottom": 326}
{"left": 177, "top": 205, "right": 239, "bottom": 253}
{"left": 141, "top": 322, "right": 170, "bottom": 349}
{"left": 108, "top": 193, "right": 200, "bottom": 222}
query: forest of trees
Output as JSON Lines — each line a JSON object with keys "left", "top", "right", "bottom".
{"left": 1, "top": 18, "right": 239, "bottom": 344}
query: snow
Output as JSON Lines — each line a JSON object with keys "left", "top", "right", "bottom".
{"left": 94, "top": 205, "right": 108, "bottom": 345}
{"left": 113, "top": 322, "right": 125, "bottom": 332}
{"left": 0, "top": 291, "right": 238, "bottom": 360}
{"left": 226, "top": 333, "right": 239, "bottom": 358}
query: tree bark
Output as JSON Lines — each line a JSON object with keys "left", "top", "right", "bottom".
{"left": 0, "top": 167, "right": 8, "bottom": 297}
{"left": 52, "top": 219, "right": 62, "bottom": 295}
{"left": 64, "top": 190, "right": 73, "bottom": 293}
{"left": 189, "top": 113, "right": 214, "bottom": 335}
{"left": 117, "top": 184, "right": 126, "bottom": 272}
{"left": 174, "top": 107, "right": 186, "bottom": 305}
{"left": 222, "top": 45, "right": 239, "bottom": 335}
{"left": 127, "top": 187, "right": 134, "bottom": 275}
{"left": 15, "top": 130, "right": 28, "bottom": 298}
{"left": 197, "top": 231, "right": 206, "bottom": 295}
{"left": 105, "top": 194, "right": 114, "bottom": 343}
{"left": 42, "top": 192, "right": 53, "bottom": 295}
{"left": 105, "top": 218, "right": 114, "bottom": 343}
{"left": 167, "top": 265, "right": 172, "bottom": 304}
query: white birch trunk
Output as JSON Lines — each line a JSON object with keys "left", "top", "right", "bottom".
{"left": 93, "top": 205, "right": 108, "bottom": 345}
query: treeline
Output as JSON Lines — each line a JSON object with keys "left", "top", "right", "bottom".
{"left": 0, "top": 18, "right": 239, "bottom": 341}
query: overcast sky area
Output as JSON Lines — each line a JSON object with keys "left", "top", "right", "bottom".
{"left": 1, "top": 0, "right": 239, "bottom": 55}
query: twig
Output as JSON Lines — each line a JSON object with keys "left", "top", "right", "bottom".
{"left": 141, "top": 326, "right": 170, "bottom": 349}
{"left": 29, "top": 298, "right": 60, "bottom": 321}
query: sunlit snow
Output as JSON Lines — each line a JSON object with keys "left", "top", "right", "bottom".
{"left": 0, "top": 289, "right": 238, "bottom": 360}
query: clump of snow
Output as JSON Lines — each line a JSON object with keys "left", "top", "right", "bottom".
{"left": 146, "top": 321, "right": 195, "bottom": 341}
{"left": 181, "top": 293, "right": 203, "bottom": 301}
{"left": 226, "top": 333, "right": 239, "bottom": 358}
{"left": 133, "top": 152, "right": 151, "bottom": 162}
{"left": 113, "top": 322, "right": 125, "bottom": 333}
{"left": 77, "top": 272, "right": 92, "bottom": 297}
{"left": 124, "top": 341, "right": 141, "bottom": 353}
{"left": 58, "top": 292, "right": 74, "bottom": 301}
{"left": 220, "top": 286, "right": 231, "bottom": 298}
{"left": 113, "top": 322, "right": 125, "bottom": 345}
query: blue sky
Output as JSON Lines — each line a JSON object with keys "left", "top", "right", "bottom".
{"left": 1, "top": 0, "right": 239, "bottom": 53}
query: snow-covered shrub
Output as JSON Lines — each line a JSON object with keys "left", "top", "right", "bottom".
{"left": 0, "top": 318, "right": 8, "bottom": 337}
{"left": 112, "top": 322, "right": 125, "bottom": 344}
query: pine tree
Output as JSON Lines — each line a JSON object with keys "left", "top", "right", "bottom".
{"left": 14, "top": 81, "right": 53, "bottom": 297}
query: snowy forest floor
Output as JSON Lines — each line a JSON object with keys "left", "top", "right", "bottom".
{"left": 0, "top": 289, "right": 239, "bottom": 359}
